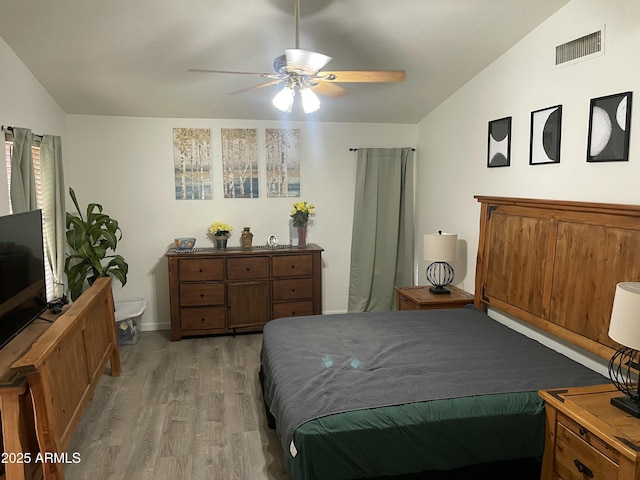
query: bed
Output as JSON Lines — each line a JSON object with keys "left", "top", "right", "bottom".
{"left": 260, "top": 196, "right": 640, "bottom": 480}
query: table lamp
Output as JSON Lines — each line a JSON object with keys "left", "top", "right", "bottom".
{"left": 423, "top": 231, "right": 457, "bottom": 294}
{"left": 607, "top": 282, "right": 640, "bottom": 417}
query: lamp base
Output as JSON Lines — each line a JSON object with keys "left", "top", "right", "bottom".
{"left": 429, "top": 286, "right": 451, "bottom": 295}
{"left": 610, "top": 395, "right": 640, "bottom": 418}
{"left": 425, "top": 262, "right": 454, "bottom": 295}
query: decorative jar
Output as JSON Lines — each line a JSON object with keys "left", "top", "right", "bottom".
{"left": 241, "top": 227, "right": 253, "bottom": 248}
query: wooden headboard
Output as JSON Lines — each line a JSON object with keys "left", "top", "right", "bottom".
{"left": 474, "top": 196, "right": 640, "bottom": 361}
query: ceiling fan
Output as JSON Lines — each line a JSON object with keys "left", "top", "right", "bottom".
{"left": 188, "top": 0, "right": 406, "bottom": 113}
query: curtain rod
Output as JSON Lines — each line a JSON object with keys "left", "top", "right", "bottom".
{"left": 2, "top": 124, "right": 44, "bottom": 141}
{"left": 349, "top": 148, "right": 415, "bottom": 151}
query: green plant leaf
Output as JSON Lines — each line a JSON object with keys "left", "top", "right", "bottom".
{"left": 65, "top": 256, "right": 94, "bottom": 301}
{"left": 105, "top": 255, "right": 128, "bottom": 286}
{"left": 64, "top": 186, "right": 129, "bottom": 300}
{"left": 69, "top": 187, "right": 84, "bottom": 221}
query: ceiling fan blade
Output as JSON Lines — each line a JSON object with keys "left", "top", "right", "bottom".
{"left": 311, "top": 81, "right": 348, "bottom": 98}
{"left": 188, "top": 68, "right": 281, "bottom": 79}
{"left": 285, "top": 49, "right": 332, "bottom": 74}
{"left": 320, "top": 70, "right": 406, "bottom": 83}
{"left": 228, "top": 79, "right": 286, "bottom": 95}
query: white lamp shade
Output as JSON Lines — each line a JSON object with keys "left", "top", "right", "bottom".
{"left": 608, "top": 282, "right": 640, "bottom": 350}
{"left": 424, "top": 232, "right": 457, "bottom": 262}
{"left": 300, "top": 87, "right": 320, "bottom": 113}
{"left": 272, "top": 85, "right": 295, "bottom": 113}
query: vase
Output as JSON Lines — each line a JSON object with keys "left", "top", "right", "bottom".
{"left": 297, "top": 225, "right": 307, "bottom": 248}
{"left": 240, "top": 227, "right": 253, "bottom": 248}
{"left": 214, "top": 237, "right": 228, "bottom": 249}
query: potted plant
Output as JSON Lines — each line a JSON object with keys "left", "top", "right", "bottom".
{"left": 208, "top": 221, "right": 233, "bottom": 248}
{"left": 64, "top": 187, "right": 129, "bottom": 301}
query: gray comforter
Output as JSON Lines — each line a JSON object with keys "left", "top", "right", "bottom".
{"left": 260, "top": 305, "right": 607, "bottom": 455}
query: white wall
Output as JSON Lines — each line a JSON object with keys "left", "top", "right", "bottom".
{"left": 415, "top": 0, "right": 640, "bottom": 374}
{"left": 64, "top": 116, "right": 416, "bottom": 330}
{"left": 4, "top": 0, "right": 637, "bottom": 349}
{"left": 0, "top": 35, "right": 67, "bottom": 215}
{"left": 0, "top": 25, "right": 416, "bottom": 332}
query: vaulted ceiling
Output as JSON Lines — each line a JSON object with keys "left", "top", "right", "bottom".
{"left": 0, "top": 0, "right": 570, "bottom": 123}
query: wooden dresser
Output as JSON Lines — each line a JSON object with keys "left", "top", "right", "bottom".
{"left": 166, "top": 244, "right": 323, "bottom": 340}
{"left": 4, "top": 278, "right": 120, "bottom": 480}
{"left": 395, "top": 285, "right": 475, "bottom": 310}
{"left": 539, "top": 384, "right": 640, "bottom": 480}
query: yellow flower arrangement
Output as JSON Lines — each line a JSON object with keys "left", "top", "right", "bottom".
{"left": 209, "top": 221, "right": 233, "bottom": 237}
{"left": 291, "top": 201, "right": 315, "bottom": 227}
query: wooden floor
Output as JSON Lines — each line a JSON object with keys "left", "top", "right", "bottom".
{"left": 65, "top": 330, "right": 541, "bottom": 480}
{"left": 65, "top": 330, "right": 290, "bottom": 480}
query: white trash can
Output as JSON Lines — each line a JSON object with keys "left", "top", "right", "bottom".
{"left": 114, "top": 299, "right": 147, "bottom": 345}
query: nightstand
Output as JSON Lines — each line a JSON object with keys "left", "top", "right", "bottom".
{"left": 394, "top": 285, "right": 474, "bottom": 310}
{"left": 539, "top": 384, "right": 640, "bottom": 480}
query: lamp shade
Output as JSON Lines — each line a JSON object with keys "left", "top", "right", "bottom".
{"left": 300, "top": 87, "right": 320, "bottom": 113}
{"left": 608, "top": 282, "right": 640, "bottom": 350}
{"left": 424, "top": 232, "right": 457, "bottom": 262}
{"left": 272, "top": 85, "right": 295, "bottom": 113}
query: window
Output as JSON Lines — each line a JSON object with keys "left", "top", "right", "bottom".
{"left": 4, "top": 134, "right": 54, "bottom": 301}
{"left": 4, "top": 140, "right": 42, "bottom": 210}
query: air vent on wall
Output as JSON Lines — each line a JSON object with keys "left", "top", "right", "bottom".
{"left": 555, "top": 28, "right": 604, "bottom": 66}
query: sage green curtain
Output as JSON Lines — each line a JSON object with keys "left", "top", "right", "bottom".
{"left": 348, "top": 147, "right": 414, "bottom": 312}
{"left": 9, "top": 127, "right": 37, "bottom": 213}
{"left": 40, "top": 135, "right": 66, "bottom": 299}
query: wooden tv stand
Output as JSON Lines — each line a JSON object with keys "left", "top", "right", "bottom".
{"left": 0, "top": 277, "right": 120, "bottom": 480}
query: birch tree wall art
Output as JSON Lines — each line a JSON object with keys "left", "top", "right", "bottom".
{"left": 173, "top": 128, "right": 212, "bottom": 200}
{"left": 221, "top": 128, "right": 259, "bottom": 198}
{"left": 266, "top": 128, "right": 300, "bottom": 198}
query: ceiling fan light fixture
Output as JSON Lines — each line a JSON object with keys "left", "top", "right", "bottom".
{"left": 272, "top": 85, "right": 295, "bottom": 113}
{"left": 189, "top": 0, "right": 407, "bottom": 115}
{"left": 285, "top": 49, "right": 332, "bottom": 74}
{"left": 300, "top": 87, "right": 320, "bottom": 114}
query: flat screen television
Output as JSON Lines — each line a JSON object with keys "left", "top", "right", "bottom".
{"left": 0, "top": 209, "right": 47, "bottom": 348}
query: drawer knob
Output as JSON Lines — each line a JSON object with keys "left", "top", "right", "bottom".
{"left": 291, "top": 288, "right": 296, "bottom": 292}
{"left": 246, "top": 267, "right": 251, "bottom": 271}
{"left": 579, "top": 427, "right": 587, "bottom": 436}
{"left": 573, "top": 459, "right": 593, "bottom": 478}
{"left": 199, "top": 268, "right": 204, "bottom": 273}
{"left": 290, "top": 265, "right": 295, "bottom": 269}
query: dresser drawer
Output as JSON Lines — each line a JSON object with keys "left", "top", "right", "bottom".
{"left": 273, "top": 301, "right": 314, "bottom": 319}
{"left": 179, "top": 258, "right": 224, "bottom": 281}
{"left": 227, "top": 257, "right": 269, "bottom": 279}
{"left": 272, "top": 278, "right": 313, "bottom": 300}
{"left": 558, "top": 413, "right": 619, "bottom": 462}
{"left": 555, "top": 418, "right": 618, "bottom": 480}
{"left": 397, "top": 296, "right": 420, "bottom": 310}
{"left": 179, "top": 283, "right": 224, "bottom": 306}
{"left": 180, "top": 307, "right": 226, "bottom": 331}
{"left": 272, "top": 255, "right": 312, "bottom": 277}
